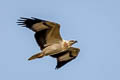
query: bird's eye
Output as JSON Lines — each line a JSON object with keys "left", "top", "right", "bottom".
{"left": 71, "top": 40, "right": 74, "bottom": 42}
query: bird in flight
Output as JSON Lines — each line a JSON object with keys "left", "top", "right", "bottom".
{"left": 17, "top": 17, "right": 80, "bottom": 69}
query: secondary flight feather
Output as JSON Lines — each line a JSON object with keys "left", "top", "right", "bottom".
{"left": 17, "top": 17, "right": 80, "bottom": 69}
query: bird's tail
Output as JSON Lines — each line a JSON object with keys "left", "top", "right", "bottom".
{"left": 28, "top": 52, "right": 44, "bottom": 60}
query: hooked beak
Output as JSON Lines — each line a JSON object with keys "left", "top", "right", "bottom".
{"left": 74, "top": 40, "right": 78, "bottom": 43}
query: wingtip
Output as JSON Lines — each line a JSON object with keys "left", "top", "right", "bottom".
{"left": 55, "top": 65, "right": 62, "bottom": 70}
{"left": 20, "top": 17, "right": 28, "bottom": 19}
{"left": 55, "top": 67, "right": 59, "bottom": 70}
{"left": 31, "top": 17, "right": 37, "bottom": 19}
{"left": 17, "top": 17, "right": 27, "bottom": 26}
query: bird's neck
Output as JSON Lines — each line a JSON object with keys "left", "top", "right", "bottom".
{"left": 62, "top": 40, "right": 70, "bottom": 49}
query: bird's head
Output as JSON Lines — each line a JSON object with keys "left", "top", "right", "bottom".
{"left": 68, "top": 40, "right": 78, "bottom": 46}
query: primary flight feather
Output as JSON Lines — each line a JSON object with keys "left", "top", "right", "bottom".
{"left": 17, "top": 17, "right": 80, "bottom": 69}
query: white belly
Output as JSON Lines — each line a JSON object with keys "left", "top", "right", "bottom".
{"left": 42, "top": 40, "right": 70, "bottom": 56}
{"left": 43, "top": 43, "right": 63, "bottom": 56}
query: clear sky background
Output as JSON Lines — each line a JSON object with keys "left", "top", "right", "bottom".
{"left": 0, "top": 0, "right": 120, "bottom": 80}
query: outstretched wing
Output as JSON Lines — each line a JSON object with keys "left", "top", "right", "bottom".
{"left": 51, "top": 47, "right": 80, "bottom": 69}
{"left": 17, "top": 17, "right": 63, "bottom": 50}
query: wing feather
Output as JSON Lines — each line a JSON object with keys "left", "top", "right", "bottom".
{"left": 17, "top": 17, "right": 62, "bottom": 50}
{"left": 51, "top": 47, "right": 80, "bottom": 69}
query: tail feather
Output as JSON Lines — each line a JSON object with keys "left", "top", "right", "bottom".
{"left": 28, "top": 52, "right": 44, "bottom": 60}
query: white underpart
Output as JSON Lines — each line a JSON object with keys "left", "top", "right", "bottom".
{"left": 62, "top": 40, "right": 69, "bottom": 44}
{"left": 62, "top": 40, "right": 70, "bottom": 49}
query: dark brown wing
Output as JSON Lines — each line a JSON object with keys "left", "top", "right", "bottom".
{"left": 34, "top": 30, "right": 47, "bottom": 50}
{"left": 51, "top": 47, "right": 80, "bottom": 69}
{"left": 17, "top": 17, "right": 62, "bottom": 50}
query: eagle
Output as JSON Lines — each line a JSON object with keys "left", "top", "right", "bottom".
{"left": 17, "top": 17, "right": 80, "bottom": 69}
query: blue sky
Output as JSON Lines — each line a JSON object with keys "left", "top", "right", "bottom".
{"left": 0, "top": 0, "right": 120, "bottom": 80}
